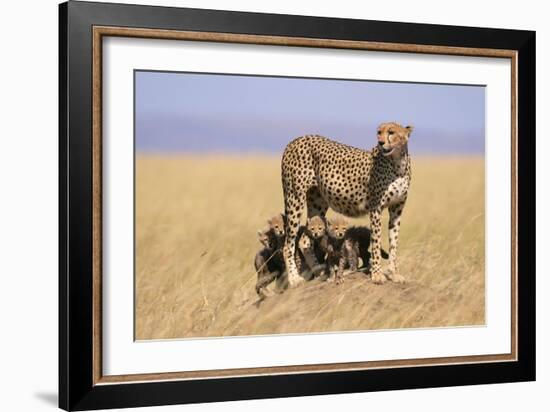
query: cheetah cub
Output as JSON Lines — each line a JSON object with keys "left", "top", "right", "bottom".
{"left": 320, "top": 216, "right": 360, "bottom": 284}
{"left": 254, "top": 214, "right": 286, "bottom": 297}
{"left": 297, "top": 216, "right": 327, "bottom": 280}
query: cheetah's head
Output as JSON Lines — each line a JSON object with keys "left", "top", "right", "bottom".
{"left": 267, "top": 213, "right": 286, "bottom": 238}
{"left": 377, "top": 122, "right": 413, "bottom": 157}
{"left": 306, "top": 216, "right": 326, "bottom": 239}
{"left": 327, "top": 216, "right": 349, "bottom": 240}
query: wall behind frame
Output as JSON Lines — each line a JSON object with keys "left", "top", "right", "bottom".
{"left": 0, "top": 0, "right": 546, "bottom": 411}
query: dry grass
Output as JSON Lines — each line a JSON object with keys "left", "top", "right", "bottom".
{"left": 135, "top": 154, "right": 485, "bottom": 340}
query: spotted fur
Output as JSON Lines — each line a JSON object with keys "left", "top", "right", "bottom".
{"left": 281, "top": 122, "right": 413, "bottom": 286}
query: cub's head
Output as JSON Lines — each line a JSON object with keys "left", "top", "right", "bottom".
{"left": 267, "top": 213, "right": 286, "bottom": 238}
{"left": 306, "top": 216, "right": 326, "bottom": 239}
{"left": 327, "top": 216, "right": 349, "bottom": 240}
{"left": 376, "top": 122, "right": 413, "bottom": 157}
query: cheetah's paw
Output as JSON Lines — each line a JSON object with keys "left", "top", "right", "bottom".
{"left": 287, "top": 274, "right": 305, "bottom": 288}
{"left": 371, "top": 271, "right": 387, "bottom": 284}
{"left": 388, "top": 273, "right": 406, "bottom": 283}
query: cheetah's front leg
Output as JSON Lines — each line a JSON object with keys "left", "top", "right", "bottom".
{"left": 335, "top": 256, "right": 346, "bottom": 285}
{"left": 386, "top": 202, "right": 406, "bottom": 283}
{"left": 282, "top": 205, "right": 305, "bottom": 288}
{"left": 283, "top": 238, "right": 304, "bottom": 288}
{"left": 326, "top": 260, "right": 337, "bottom": 283}
{"left": 369, "top": 209, "right": 387, "bottom": 284}
{"left": 255, "top": 271, "right": 280, "bottom": 297}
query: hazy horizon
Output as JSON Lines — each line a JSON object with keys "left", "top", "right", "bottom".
{"left": 135, "top": 71, "right": 485, "bottom": 155}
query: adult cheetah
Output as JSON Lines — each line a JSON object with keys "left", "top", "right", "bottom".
{"left": 281, "top": 122, "right": 413, "bottom": 286}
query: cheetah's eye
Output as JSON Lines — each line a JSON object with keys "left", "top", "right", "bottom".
{"left": 377, "top": 130, "right": 381, "bottom": 135}
{"left": 388, "top": 130, "right": 394, "bottom": 136}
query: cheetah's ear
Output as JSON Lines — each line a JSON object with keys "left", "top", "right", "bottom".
{"left": 405, "top": 125, "right": 414, "bottom": 137}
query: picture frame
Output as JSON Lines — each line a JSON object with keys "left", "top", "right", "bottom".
{"left": 59, "top": 1, "right": 535, "bottom": 410}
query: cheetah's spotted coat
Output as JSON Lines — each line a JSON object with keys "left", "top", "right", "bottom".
{"left": 281, "top": 122, "right": 413, "bottom": 286}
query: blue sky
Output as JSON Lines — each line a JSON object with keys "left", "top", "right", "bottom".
{"left": 135, "top": 71, "right": 485, "bottom": 155}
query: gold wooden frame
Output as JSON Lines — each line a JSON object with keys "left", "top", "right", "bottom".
{"left": 91, "top": 26, "right": 518, "bottom": 386}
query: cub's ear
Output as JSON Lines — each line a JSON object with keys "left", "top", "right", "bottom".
{"left": 405, "top": 125, "right": 414, "bottom": 136}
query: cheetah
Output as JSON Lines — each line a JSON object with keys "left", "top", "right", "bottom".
{"left": 254, "top": 213, "right": 315, "bottom": 295}
{"left": 320, "top": 217, "right": 358, "bottom": 284}
{"left": 344, "top": 226, "right": 389, "bottom": 272}
{"left": 266, "top": 213, "right": 286, "bottom": 240}
{"left": 254, "top": 214, "right": 286, "bottom": 297}
{"left": 254, "top": 240, "right": 283, "bottom": 298}
{"left": 297, "top": 215, "right": 327, "bottom": 279}
{"left": 281, "top": 122, "right": 413, "bottom": 286}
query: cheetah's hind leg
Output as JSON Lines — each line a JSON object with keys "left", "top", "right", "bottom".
{"left": 306, "top": 186, "right": 329, "bottom": 219}
{"left": 255, "top": 271, "right": 279, "bottom": 298}
{"left": 275, "top": 270, "right": 289, "bottom": 292}
{"left": 282, "top": 192, "right": 306, "bottom": 288}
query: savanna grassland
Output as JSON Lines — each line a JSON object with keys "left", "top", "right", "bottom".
{"left": 135, "top": 155, "right": 485, "bottom": 340}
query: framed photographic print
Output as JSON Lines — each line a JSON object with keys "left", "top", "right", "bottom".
{"left": 59, "top": 1, "right": 535, "bottom": 410}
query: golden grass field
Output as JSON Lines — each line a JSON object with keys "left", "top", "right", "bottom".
{"left": 135, "top": 154, "right": 485, "bottom": 340}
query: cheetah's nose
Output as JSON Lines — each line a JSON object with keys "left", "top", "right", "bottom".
{"left": 378, "top": 141, "right": 384, "bottom": 147}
